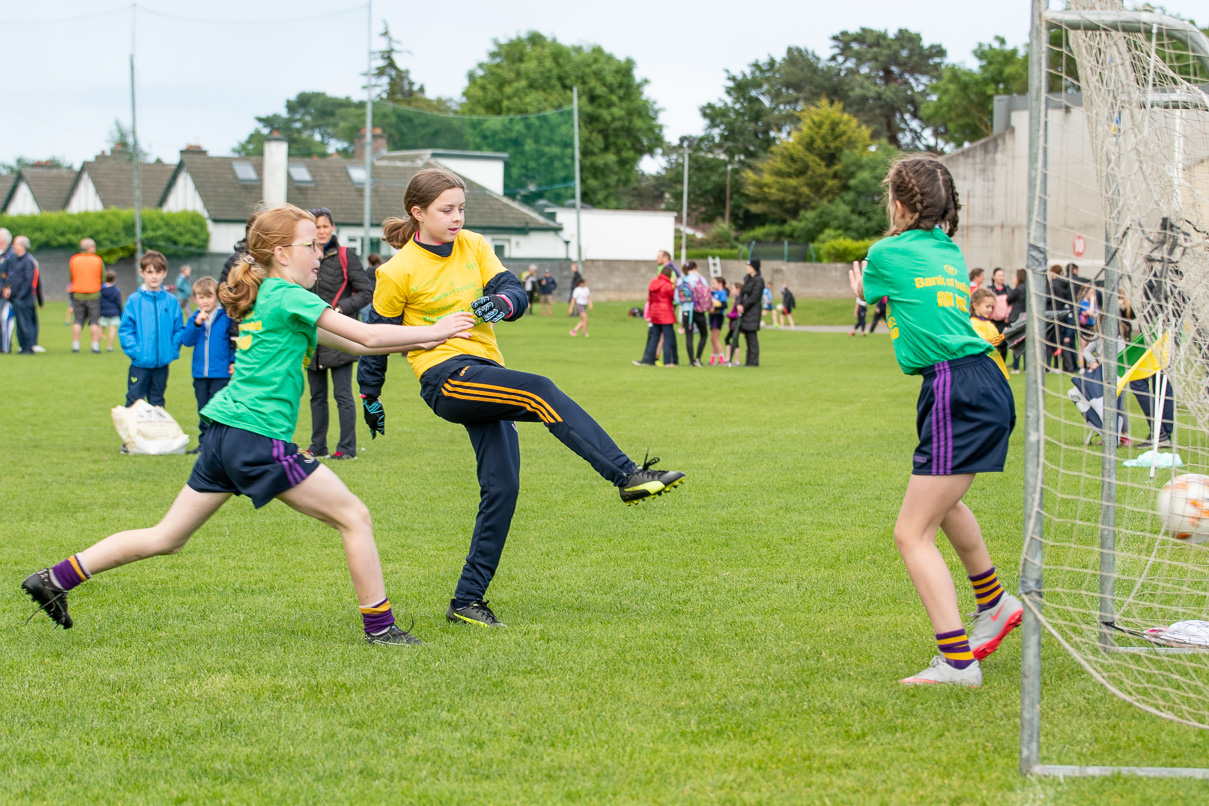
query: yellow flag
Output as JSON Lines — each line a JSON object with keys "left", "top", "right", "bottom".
{"left": 1116, "top": 332, "right": 1170, "bottom": 396}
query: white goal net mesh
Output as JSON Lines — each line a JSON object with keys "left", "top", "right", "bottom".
{"left": 1028, "top": 1, "right": 1209, "bottom": 729}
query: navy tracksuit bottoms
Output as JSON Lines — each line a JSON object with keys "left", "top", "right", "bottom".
{"left": 420, "top": 358, "right": 637, "bottom": 606}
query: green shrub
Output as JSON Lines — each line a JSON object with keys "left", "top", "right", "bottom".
{"left": 0, "top": 209, "right": 209, "bottom": 262}
{"left": 816, "top": 236, "right": 879, "bottom": 263}
{"left": 685, "top": 248, "right": 741, "bottom": 260}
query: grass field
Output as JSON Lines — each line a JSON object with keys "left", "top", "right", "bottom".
{"left": 3, "top": 301, "right": 1208, "bottom": 804}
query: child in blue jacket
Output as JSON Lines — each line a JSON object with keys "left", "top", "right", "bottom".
{"left": 179, "top": 276, "right": 233, "bottom": 453}
{"left": 119, "top": 251, "right": 184, "bottom": 408}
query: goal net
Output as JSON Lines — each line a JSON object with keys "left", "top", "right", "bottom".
{"left": 1024, "top": 0, "right": 1209, "bottom": 741}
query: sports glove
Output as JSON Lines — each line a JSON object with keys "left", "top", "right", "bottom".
{"left": 471, "top": 294, "right": 512, "bottom": 324}
{"left": 361, "top": 394, "right": 385, "bottom": 439}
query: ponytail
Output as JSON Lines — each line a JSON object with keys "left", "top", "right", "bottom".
{"left": 382, "top": 216, "right": 416, "bottom": 249}
{"left": 220, "top": 257, "right": 266, "bottom": 320}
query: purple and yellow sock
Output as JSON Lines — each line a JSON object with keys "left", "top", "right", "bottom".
{"left": 969, "top": 567, "right": 1005, "bottom": 612}
{"left": 48, "top": 555, "right": 91, "bottom": 591}
{"left": 360, "top": 598, "right": 395, "bottom": 636}
{"left": 937, "top": 628, "right": 975, "bottom": 669}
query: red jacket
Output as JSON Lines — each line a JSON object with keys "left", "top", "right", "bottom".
{"left": 647, "top": 274, "right": 676, "bottom": 324}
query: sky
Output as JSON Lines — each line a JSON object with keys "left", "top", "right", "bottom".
{"left": 4, "top": 0, "right": 1205, "bottom": 170}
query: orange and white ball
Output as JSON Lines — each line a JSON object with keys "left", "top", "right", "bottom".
{"left": 1157, "top": 473, "right": 1209, "bottom": 544}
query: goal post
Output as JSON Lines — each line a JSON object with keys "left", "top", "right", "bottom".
{"left": 1021, "top": 0, "right": 1209, "bottom": 778}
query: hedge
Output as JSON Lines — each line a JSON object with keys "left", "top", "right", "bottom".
{"left": 816, "top": 237, "right": 878, "bottom": 263}
{"left": 0, "top": 209, "right": 210, "bottom": 263}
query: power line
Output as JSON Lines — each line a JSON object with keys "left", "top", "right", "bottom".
{"left": 8, "top": 2, "right": 366, "bottom": 26}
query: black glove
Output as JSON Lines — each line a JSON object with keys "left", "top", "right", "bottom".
{"left": 471, "top": 294, "right": 511, "bottom": 324}
{"left": 361, "top": 394, "right": 385, "bottom": 439}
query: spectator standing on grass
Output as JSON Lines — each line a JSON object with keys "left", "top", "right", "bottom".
{"left": 69, "top": 238, "right": 105, "bottom": 353}
{"left": 868, "top": 295, "right": 889, "bottom": 334}
{"left": 119, "top": 250, "right": 184, "bottom": 409}
{"left": 524, "top": 265, "right": 538, "bottom": 305}
{"left": 989, "top": 268, "right": 1010, "bottom": 363}
{"left": 307, "top": 207, "right": 372, "bottom": 461}
{"left": 538, "top": 268, "right": 557, "bottom": 316}
{"left": 778, "top": 283, "right": 797, "bottom": 329}
{"left": 734, "top": 259, "right": 765, "bottom": 367}
{"left": 0, "top": 228, "right": 12, "bottom": 353}
{"left": 969, "top": 287, "right": 1009, "bottom": 380}
{"left": 31, "top": 251, "right": 46, "bottom": 352}
{"left": 850, "top": 296, "right": 868, "bottom": 337}
{"left": 567, "top": 262, "right": 583, "bottom": 308}
{"left": 180, "top": 277, "right": 233, "bottom": 455}
{"left": 175, "top": 265, "right": 193, "bottom": 314}
{"left": 724, "top": 280, "right": 743, "bottom": 365}
{"left": 1006, "top": 269, "right": 1027, "bottom": 374}
{"left": 678, "top": 261, "right": 709, "bottom": 366}
{"left": 3, "top": 236, "right": 38, "bottom": 355}
{"left": 761, "top": 280, "right": 774, "bottom": 327}
{"left": 1046, "top": 263, "right": 1077, "bottom": 372}
{"left": 634, "top": 264, "right": 678, "bottom": 367}
{"left": 707, "top": 275, "right": 728, "bottom": 364}
{"left": 569, "top": 278, "right": 592, "bottom": 337}
{"left": 99, "top": 270, "right": 123, "bottom": 352}
{"left": 361, "top": 253, "right": 382, "bottom": 322}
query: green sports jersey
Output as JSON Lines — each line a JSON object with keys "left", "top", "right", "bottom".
{"left": 202, "top": 277, "right": 331, "bottom": 440}
{"left": 862, "top": 228, "right": 990, "bottom": 375}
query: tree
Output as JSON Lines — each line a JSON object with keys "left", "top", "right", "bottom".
{"left": 923, "top": 37, "right": 1028, "bottom": 150}
{"left": 234, "top": 92, "right": 362, "bottom": 157}
{"left": 374, "top": 22, "right": 425, "bottom": 102}
{"left": 829, "top": 28, "right": 946, "bottom": 150}
{"left": 462, "top": 32, "right": 662, "bottom": 208}
{"left": 699, "top": 47, "right": 844, "bottom": 167}
{"left": 0, "top": 156, "right": 72, "bottom": 173}
{"left": 744, "top": 100, "right": 872, "bottom": 221}
{"left": 107, "top": 119, "right": 151, "bottom": 162}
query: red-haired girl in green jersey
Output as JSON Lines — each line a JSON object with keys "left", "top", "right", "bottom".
{"left": 23, "top": 204, "right": 474, "bottom": 646}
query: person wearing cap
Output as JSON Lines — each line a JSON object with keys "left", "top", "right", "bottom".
{"left": 733, "top": 259, "right": 766, "bottom": 366}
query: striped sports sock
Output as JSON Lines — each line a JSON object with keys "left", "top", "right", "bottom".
{"left": 937, "top": 629, "right": 976, "bottom": 669}
{"left": 360, "top": 598, "right": 395, "bottom": 636}
{"left": 969, "top": 567, "right": 1005, "bottom": 612}
{"left": 48, "top": 555, "right": 91, "bottom": 591}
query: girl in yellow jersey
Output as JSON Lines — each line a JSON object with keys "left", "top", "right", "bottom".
{"left": 358, "top": 169, "right": 685, "bottom": 628}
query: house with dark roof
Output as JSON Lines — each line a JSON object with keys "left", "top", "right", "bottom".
{"left": 65, "top": 147, "right": 176, "bottom": 213}
{"left": 159, "top": 137, "right": 568, "bottom": 259}
{"left": 2, "top": 166, "right": 77, "bottom": 214}
{"left": 0, "top": 174, "right": 15, "bottom": 212}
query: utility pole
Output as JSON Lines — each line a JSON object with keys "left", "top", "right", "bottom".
{"left": 572, "top": 86, "right": 583, "bottom": 265}
{"left": 724, "top": 162, "right": 732, "bottom": 229}
{"left": 362, "top": 0, "right": 374, "bottom": 258}
{"left": 130, "top": 13, "right": 142, "bottom": 260}
{"left": 680, "top": 144, "right": 690, "bottom": 265}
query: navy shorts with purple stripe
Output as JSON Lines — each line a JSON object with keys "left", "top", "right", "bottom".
{"left": 913, "top": 352, "right": 1015, "bottom": 476}
{"left": 186, "top": 422, "right": 320, "bottom": 507}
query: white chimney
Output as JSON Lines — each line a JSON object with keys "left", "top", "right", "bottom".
{"left": 263, "top": 132, "right": 288, "bottom": 208}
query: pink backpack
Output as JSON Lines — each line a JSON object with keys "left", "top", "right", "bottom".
{"left": 690, "top": 278, "right": 713, "bottom": 313}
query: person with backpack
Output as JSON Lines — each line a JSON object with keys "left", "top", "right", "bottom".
{"left": 307, "top": 207, "right": 372, "bottom": 460}
{"left": 678, "top": 261, "right": 711, "bottom": 367}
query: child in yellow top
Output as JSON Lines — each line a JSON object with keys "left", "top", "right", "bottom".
{"left": 969, "top": 287, "right": 1009, "bottom": 380}
{"left": 357, "top": 168, "right": 685, "bottom": 628}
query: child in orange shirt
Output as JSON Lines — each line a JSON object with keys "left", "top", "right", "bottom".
{"left": 970, "top": 288, "right": 1009, "bottom": 380}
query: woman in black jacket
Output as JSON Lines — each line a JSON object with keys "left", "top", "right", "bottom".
{"left": 734, "top": 259, "right": 766, "bottom": 367}
{"left": 307, "top": 208, "right": 372, "bottom": 459}
{"left": 1006, "top": 268, "right": 1028, "bottom": 374}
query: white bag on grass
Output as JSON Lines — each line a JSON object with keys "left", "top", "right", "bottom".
{"left": 111, "top": 399, "right": 190, "bottom": 455}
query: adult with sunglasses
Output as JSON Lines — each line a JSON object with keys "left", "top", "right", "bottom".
{"left": 306, "top": 207, "right": 372, "bottom": 460}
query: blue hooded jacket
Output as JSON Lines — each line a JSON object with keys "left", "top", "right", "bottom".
{"left": 119, "top": 288, "right": 184, "bottom": 368}
{"left": 180, "top": 307, "right": 233, "bottom": 379}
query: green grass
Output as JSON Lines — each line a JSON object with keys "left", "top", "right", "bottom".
{"left": 3, "top": 302, "right": 1208, "bottom": 804}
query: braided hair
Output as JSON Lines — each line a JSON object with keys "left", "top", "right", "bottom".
{"left": 884, "top": 155, "right": 961, "bottom": 238}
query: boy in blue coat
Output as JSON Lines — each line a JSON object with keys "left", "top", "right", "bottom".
{"left": 119, "top": 250, "right": 183, "bottom": 408}
{"left": 179, "top": 276, "right": 233, "bottom": 454}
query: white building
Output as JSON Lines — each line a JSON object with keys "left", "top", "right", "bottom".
{"left": 546, "top": 207, "right": 678, "bottom": 261}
